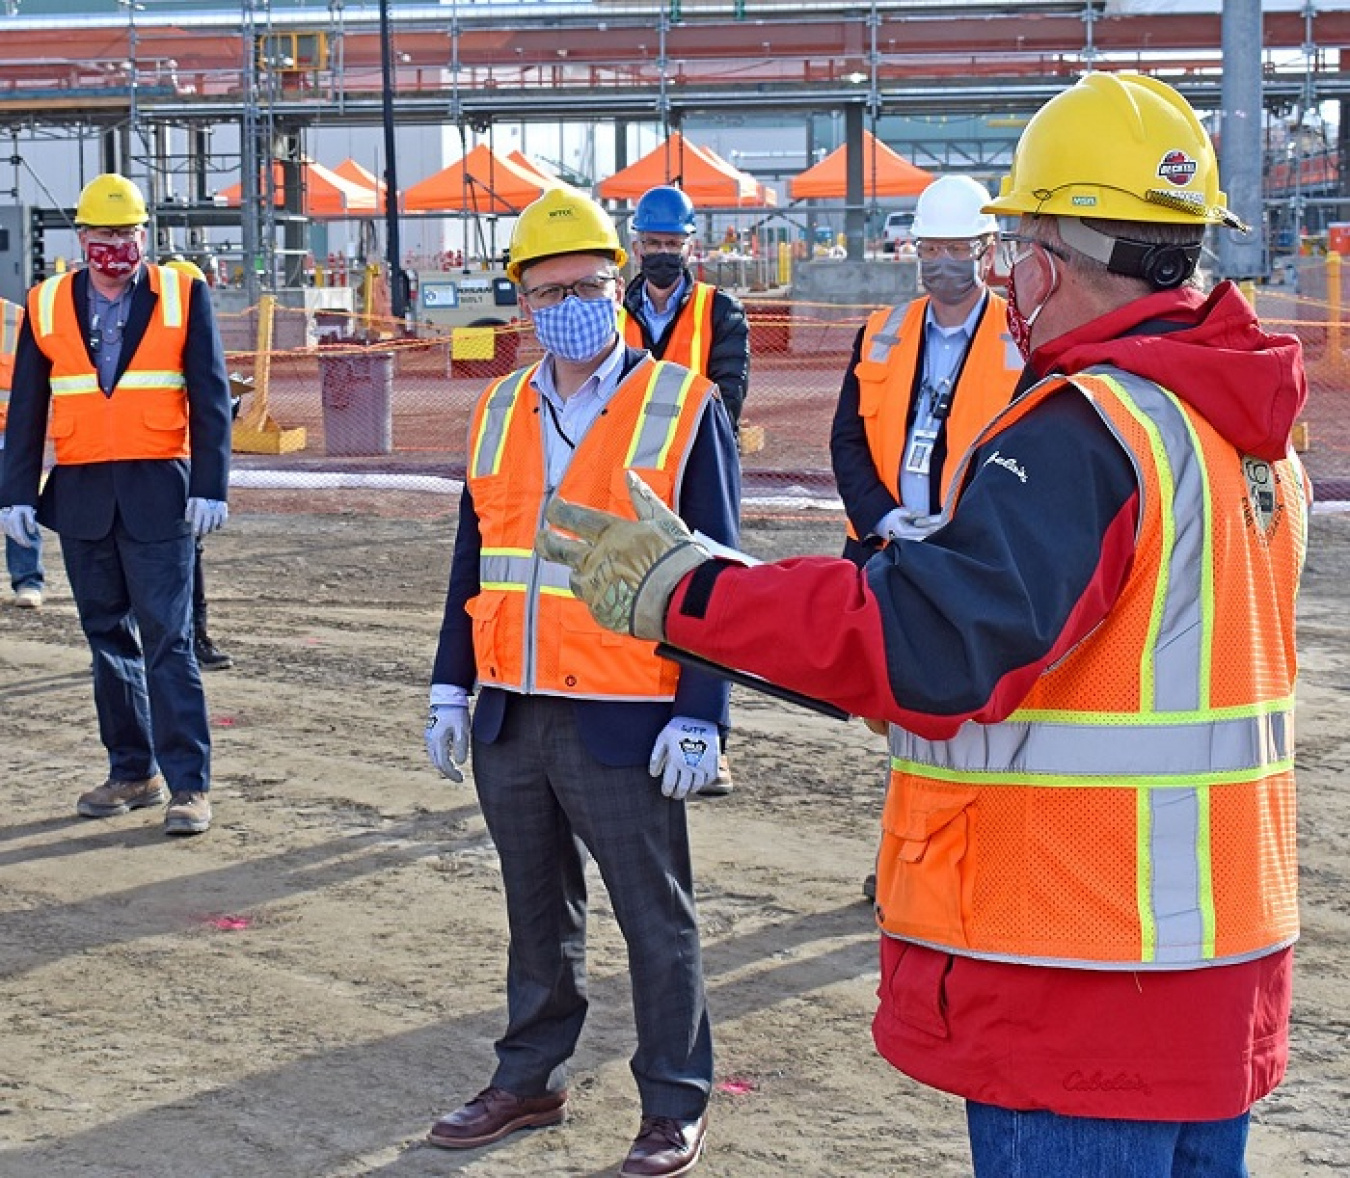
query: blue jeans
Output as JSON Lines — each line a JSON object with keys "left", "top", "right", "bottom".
{"left": 967, "top": 1103, "right": 1250, "bottom": 1178}
{"left": 60, "top": 518, "right": 210, "bottom": 793}
{"left": 0, "top": 448, "right": 45, "bottom": 591}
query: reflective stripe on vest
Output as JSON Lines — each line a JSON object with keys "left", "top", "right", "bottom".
{"left": 28, "top": 267, "right": 193, "bottom": 464}
{"left": 0, "top": 298, "right": 21, "bottom": 415}
{"left": 465, "top": 356, "right": 713, "bottom": 700}
{"left": 879, "top": 365, "right": 1305, "bottom": 970}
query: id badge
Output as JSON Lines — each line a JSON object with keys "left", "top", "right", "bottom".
{"left": 904, "top": 425, "right": 939, "bottom": 477}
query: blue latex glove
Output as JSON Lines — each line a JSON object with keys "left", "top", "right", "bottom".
{"left": 186, "top": 497, "right": 229, "bottom": 538}
{"left": 425, "top": 703, "right": 470, "bottom": 783}
{"left": 649, "top": 716, "right": 721, "bottom": 800}
{"left": 1, "top": 504, "right": 38, "bottom": 547}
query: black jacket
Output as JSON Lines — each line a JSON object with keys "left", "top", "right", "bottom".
{"left": 623, "top": 267, "right": 750, "bottom": 426}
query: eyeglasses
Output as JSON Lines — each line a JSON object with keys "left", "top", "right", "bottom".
{"left": 519, "top": 274, "right": 618, "bottom": 309}
{"left": 915, "top": 239, "right": 987, "bottom": 262}
{"left": 997, "top": 233, "right": 1067, "bottom": 271}
{"left": 83, "top": 226, "right": 142, "bottom": 242}
{"left": 636, "top": 235, "right": 690, "bottom": 254}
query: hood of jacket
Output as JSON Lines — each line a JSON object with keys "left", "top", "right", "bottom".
{"left": 1030, "top": 280, "right": 1306, "bottom": 462}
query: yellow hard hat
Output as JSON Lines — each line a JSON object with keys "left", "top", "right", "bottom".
{"left": 984, "top": 73, "right": 1243, "bottom": 229}
{"left": 506, "top": 188, "right": 627, "bottom": 284}
{"left": 75, "top": 173, "right": 149, "bottom": 228}
{"left": 164, "top": 255, "right": 206, "bottom": 282}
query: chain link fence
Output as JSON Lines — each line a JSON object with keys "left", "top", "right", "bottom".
{"left": 217, "top": 274, "right": 1350, "bottom": 523}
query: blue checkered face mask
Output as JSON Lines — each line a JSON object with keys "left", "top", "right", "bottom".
{"left": 530, "top": 294, "right": 618, "bottom": 363}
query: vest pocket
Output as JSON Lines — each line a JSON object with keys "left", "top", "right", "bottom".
{"left": 465, "top": 590, "right": 508, "bottom": 684}
{"left": 853, "top": 359, "right": 891, "bottom": 418}
{"left": 144, "top": 403, "right": 189, "bottom": 431}
{"left": 875, "top": 783, "right": 978, "bottom": 949}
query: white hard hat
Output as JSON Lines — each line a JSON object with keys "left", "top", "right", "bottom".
{"left": 910, "top": 175, "right": 998, "bottom": 239}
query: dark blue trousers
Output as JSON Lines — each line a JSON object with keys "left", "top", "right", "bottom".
{"left": 472, "top": 693, "right": 712, "bottom": 1123}
{"left": 60, "top": 518, "right": 210, "bottom": 793}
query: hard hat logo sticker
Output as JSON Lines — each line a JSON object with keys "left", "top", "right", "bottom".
{"left": 1157, "top": 150, "right": 1197, "bottom": 187}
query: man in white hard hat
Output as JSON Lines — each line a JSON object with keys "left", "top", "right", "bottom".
{"left": 831, "top": 175, "right": 1022, "bottom": 900}
{"left": 832, "top": 174, "right": 1020, "bottom": 567}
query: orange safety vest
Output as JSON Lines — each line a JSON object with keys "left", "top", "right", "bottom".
{"left": 465, "top": 355, "right": 714, "bottom": 701}
{"left": 620, "top": 281, "right": 715, "bottom": 375}
{"left": 27, "top": 265, "right": 192, "bottom": 465}
{"left": 846, "top": 293, "right": 1021, "bottom": 539}
{"left": 0, "top": 297, "right": 23, "bottom": 431}
{"left": 874, "top": 366, "right": 1308, "bottom": 970}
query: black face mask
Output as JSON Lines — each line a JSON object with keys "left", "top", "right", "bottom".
{"left": 640, "top": 252, "right": 685, "bottom": 289}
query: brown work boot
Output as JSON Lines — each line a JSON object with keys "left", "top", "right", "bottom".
{"left": 620, "top": 1112, "right": 708, "bottom": 1177}
{"left": 76, "top": 775, "right": 168, "bottom": 818}
{"left": 426, "top": 1085, "right": 567, "bottom": 1150}
{"left": 164, "top": 791, "right": 212, "bottom": 836}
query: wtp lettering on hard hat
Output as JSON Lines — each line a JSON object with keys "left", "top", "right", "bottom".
{"left": 75, "top": 174, "right": 149, "bottom": 228}
{"left": 507, "top": 189, "right": 627, "bottom": 283}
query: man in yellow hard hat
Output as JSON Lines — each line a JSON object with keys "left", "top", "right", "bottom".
{"left": 0, "top": 174, "right": 234, "bottom": 837}
{"left": 423, "top": 187, "right": 739, "bottom": 1177}
{"left": 539, "top": 74, "right": 1308, "bottom": 1174}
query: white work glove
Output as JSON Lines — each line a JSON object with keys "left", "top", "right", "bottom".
{"left": 1, "top": 504, "right": 39, "bottom": 547}
{"left": 425, "top": 703, "right": 470, "bottom": 783}
{"left": 875, "top": 506, "right": 940, "bottom": 543}
{"left": 649, "top": 716, "right": 721, "bottom": 801}
{"left": 186, "top": 497, "right": 229, "bottom": 538}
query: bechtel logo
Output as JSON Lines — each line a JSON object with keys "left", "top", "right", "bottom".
{"left": 1157, "top": 150, "right": 1197, "bottom": 187}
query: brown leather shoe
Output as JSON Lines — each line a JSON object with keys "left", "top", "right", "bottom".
{"left": 619, "top": 1112, "right": 707, "bottom": 1177}
{"left": 426, "top": 1085, "right": 567, "bottom": 1150}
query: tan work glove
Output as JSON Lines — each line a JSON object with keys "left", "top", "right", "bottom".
{"left": 536, "top": 470, "right": 711, "bottom": 641}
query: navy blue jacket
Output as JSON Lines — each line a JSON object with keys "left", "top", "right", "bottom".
{"left": 432, "top": 345, "right": 741, "bottom": 767}
{"left": 0, "top": 267, "right": 232, "bottom": 541}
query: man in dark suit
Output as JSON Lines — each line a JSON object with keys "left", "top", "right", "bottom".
{"left": 0, "top": 173, "right": 233, "bottom": 836}
{"left": 422, "top": 188, "right": 739, "bottom": 1177}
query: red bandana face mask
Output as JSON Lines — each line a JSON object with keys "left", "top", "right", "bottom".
{"left": 1004, "top": 245, "right": 1058, "bottom": 362}
{"left": 85, "top": 238, "right": 141, "bottom": 279}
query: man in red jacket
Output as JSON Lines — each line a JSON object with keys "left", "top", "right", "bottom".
{"left": 539, "top": 73, "right": 1308, "bottom": 1176}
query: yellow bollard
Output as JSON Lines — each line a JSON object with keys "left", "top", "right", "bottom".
{"left": 777, "top": 239, "right": 791, "bottom": 288}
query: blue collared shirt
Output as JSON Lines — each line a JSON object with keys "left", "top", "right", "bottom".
{"left": 531, "top": 337, "right": 628, "bottom": 488}
{"left": 637, "top": 273, "right": 687, "bottom": 343}
{"left": 898, "top": 292, "right": 987, "bottom": 512}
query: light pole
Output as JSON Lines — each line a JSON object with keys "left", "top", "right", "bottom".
{"left": 379, "top": 0, "right": 405, "bottom": 321}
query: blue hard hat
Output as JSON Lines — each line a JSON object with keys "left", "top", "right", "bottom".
{"left": 633, "top": 186, "right": 697, "bottom": 235}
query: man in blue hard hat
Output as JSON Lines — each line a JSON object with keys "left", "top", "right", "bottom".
{"left": 620, "top": 185, "right": 750, "bottom": 432}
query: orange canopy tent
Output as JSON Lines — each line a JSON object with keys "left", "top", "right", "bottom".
{"left": 789, "top": 131, "right": 935, "bottom": 200}
{"left": 402, "top": 143, "right": 555, "bottom": 214}
{"left": 216, "top": 158, "right": 378, "bottom": 216}
{"left": 332, "top": 158, "right": 386, "bottom": 212}
{"left": 597, "top": 132, "right": 767, "bottom": 206}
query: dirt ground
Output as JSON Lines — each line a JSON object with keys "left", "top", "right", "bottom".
{"left": 2, "top": 496, "right": 1348, "bottom": 1178}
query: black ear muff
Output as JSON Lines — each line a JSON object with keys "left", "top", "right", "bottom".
{"left": 1137, "top": 244, "right": 1195, "bottom": 290}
